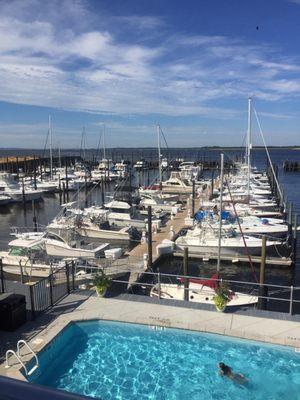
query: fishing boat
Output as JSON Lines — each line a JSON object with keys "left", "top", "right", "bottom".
{"left": 150, "top": 275, "right": 258, "bottom": 307}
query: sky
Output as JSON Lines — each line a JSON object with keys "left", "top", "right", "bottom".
{"left": 0, "top": 0, "right": 300, "bottom": 148}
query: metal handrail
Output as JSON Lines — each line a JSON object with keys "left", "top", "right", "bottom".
{"left": 5, "top": 350, "right": 28, "bottom": 376}
{"left": 17, "top": 340, "right": 39, "bottom": 376}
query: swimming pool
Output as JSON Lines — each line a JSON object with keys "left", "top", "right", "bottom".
{"left": 28, "top": 320, "right": 300, "bottom": 400}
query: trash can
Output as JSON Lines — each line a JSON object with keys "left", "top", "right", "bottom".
{"left": 0, "top": 293, "right": 27, "bottom": 331}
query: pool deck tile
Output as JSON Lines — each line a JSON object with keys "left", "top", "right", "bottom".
{"left": 2, "top": 296, "right": 300, "bottom": 380}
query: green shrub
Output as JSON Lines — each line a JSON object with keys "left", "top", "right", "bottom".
{"left": 213, "top": 282, "right": 231, "bottom": 310}
{"left": 93, "top": 270, "right": 111, "bottom": 296}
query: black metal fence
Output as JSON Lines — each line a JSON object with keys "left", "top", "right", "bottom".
{"left": 29, "top": 262, "right": 75, "bottom": 319}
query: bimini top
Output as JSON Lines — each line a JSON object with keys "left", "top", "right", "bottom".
{"left": 105, "top": 200, "right": 131, "bottom": 210}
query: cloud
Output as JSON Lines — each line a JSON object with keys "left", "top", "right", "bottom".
{"left": 0, "top": 0, "right": 300, "bottom": 122}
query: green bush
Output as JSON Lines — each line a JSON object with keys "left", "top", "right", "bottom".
{"left": 93, "top": 270, "right": 111, "bottom": 296}
{"left": 213, "top": 282, "right": 231, "bottom": 310}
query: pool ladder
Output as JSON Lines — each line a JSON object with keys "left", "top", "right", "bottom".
{"left": 5, "top": 340, "right": 39, "bottom": 376}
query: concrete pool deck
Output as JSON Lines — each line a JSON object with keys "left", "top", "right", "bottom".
{"left": 2, "top": 295, "right": 300, "bottom": 382}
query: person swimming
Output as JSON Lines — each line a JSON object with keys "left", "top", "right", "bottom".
{"left": 218, "top": 362, "right": 248, "bottom": 385}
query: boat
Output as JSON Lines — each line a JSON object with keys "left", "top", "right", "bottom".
{"left": 133, "top": 160, "right": 148, "bottom": 170}
{"left": 43, "top": 232, "right": 110, "bottom": 259}
{"left": 75, "top": 218, "right": 140, "bottom": 241}
{"left": 0, "top": 237, "right": 60, "bottom": 277}
{"left": 0, "top": 194, "right": 12, "bottom": 206}
{"left": 150, "top": 277, "right": 258, "bottom": 307}
{"left": 175, "top": 229, "right": 282, "bottom": 256}
{"left": 161, "top": 172, "right": 193, "bottom": 194}
{"left": 0, "top": 173, "right": 43, "bottom": 202}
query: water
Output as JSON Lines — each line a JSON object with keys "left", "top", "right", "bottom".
{"left": 29, "top": 320, "right": 300, "bottom": 400}
{"left": 0, "top": 148, "right": 299, "bottom": 288}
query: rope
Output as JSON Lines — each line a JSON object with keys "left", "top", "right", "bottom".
{"left": 225, "top": 177, "right": 259, "bottom": 283}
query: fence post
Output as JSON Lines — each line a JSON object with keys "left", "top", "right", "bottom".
{"left": 49, "top": 274, "right": 54, "bottom": 307}
{"left": 29, "top": 285, "right": 36, "bottom": 320}
{"left": 72, "top": 261, "right": 75, "bottom": 291}
{"left": 183, "top": 247, "right": 189, "bottom": 302}
{"left": 157, "top": 268, "right": 161, "bottom": 299}
{"left": 66, "top": 263, "right": 70, "bottom": 294}
{"left": 0, "top": 259, "right": 4, "bottom": 293}
{"left": 289, "top": 286, "right": 294, "bottom": 315}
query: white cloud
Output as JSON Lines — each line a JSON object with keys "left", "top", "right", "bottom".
{"left": 0, "top": 0, "right": 299, "bottom": 122}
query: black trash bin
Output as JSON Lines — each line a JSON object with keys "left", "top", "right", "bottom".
{"left": 0, "top": 293, "right": 27, "bottom": 331}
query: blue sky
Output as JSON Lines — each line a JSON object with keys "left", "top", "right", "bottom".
{"left": 0, "top": 0, "right": 300, "bottom": 148}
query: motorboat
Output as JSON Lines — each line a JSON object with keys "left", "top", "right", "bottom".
{"left": 150, "top": 276, "right": 258, "bottom": 307}
{"left": 175, "top": 228, "right": 282, "bottom": 256}
{"left": 139, "top": 193, "right": 181, "bottom": 213}
{"left": 133, "top": 160, "right": 148, "bottom": 170}
{"left": 0, "top": 237, "right": 60, "bottom": 277}
{"left": 161, "top": 172, "right": 193, "bottom": 194}
{"left": 0, "top": 173, "right": 43, "bottom": 202}
{"left": 75, "top": 218, "right": 141, "bottom": 241}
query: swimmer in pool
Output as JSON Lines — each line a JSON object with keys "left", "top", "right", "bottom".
{"left": 218, "top": 362, "right": 248, "bottom": 385}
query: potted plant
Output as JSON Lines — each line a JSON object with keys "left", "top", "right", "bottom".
{"left": 213, "top": 282, "right": 231, "bottom": 312}
{"left": 93, "top": 270, "right": 111, "bottom": 297}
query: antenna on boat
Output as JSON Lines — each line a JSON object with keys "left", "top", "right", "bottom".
{"left": 247, "top": 97, "right": 252, "bottom": 197}
{"left": 49, "top": 115, "right": 53, "bottom": 180}
{"left": 217, "top": 153, "right": 224, "bottom": 273}
{"left": 157, "top": 124, "right": 162, "bottom": 184}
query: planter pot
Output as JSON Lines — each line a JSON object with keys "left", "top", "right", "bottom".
{"left": 215, "top": 304, "right": 227, "bottom": 312}
{"left": 96, "top": 287, "right": 107, "bottom": 297}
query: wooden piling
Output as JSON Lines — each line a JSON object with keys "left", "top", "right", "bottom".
{"left": 258, "top": 235, "right": 267, "bottom": 310}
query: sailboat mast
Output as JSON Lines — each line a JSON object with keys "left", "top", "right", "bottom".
{"left": 103, "top": 124, "right": 106, "bottom": 160}
{"left": 49, "top": 115, "right": 53, "bottom": 180}
{"left": 157, "top": 124, "right": 162, "bottom": 183}
{"left": 247, "top": 97, "right": 252, "bottom": 196}
{"left": 217, "top": 153, "right": 224, "bottom": 273}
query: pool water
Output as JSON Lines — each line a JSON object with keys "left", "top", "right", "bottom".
{"left": 29, "top": 320, "right": 300, "bottom": 400}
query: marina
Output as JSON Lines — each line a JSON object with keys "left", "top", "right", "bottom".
{"left": 1, "top": 1, "right": 300, "bottom": 398}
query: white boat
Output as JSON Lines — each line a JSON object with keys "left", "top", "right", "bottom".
{"left": 104, "top": 200, "right": 162, "bottom": 229}
{"left": 114, "top": 160, "right": 130, "bottom": 178}
{"left": 161, "top": 158, "right": 168, "bottom": 168}
{"left": 161, "top": 172, "right": 193, "bottom": 194}
{"left": 175, "top": 228, "right": 282, "bottom": 256}
{"left": 150, "top": 279, "right": 258, "bottom": 307}
{"left": 44, "top": 232, "right": 110, "bottom": 259}
{"left": 0, "top": 237, "right": 59, "bottom": 277}
{"left": 0, "top": 194, "right": 12, "bottom": 205}
{"left": 179, "top": 161, "right": 202, "bottom": 181}
{"left": 76, "top": 219, "right": 139, "bottom": 241}
{"left": 139, "top": 193, "right": 181, "bottom": 213}
{"left": 0, "top": 173, "right": 43, "bottom": 202}
{"left": 133, "top": 160, "right": 148, "bottom": 170}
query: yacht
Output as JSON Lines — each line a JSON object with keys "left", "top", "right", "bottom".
{"left": 114, "top": 160, "right": 130, "bottom": 178}
{"left": 133, "top": 160, "right": 148, "bottom": 170}
{"left": 175, "top": 228, "right": 282, "bottom": 256}
{"left": 161, "top": 172, "right": 193, "bottom": 194}
{"left": 0, "top": 173, "right": 43, "bottom": 202}
{"left": 150, "top": 277, "right": 258, "bottom": 307}
{"left": 179, "top": 161, "right": 202, "bottom": 181}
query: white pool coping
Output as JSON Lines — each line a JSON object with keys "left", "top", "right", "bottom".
{"left": 2, "top": 296, "right": 300, "bottom": 381}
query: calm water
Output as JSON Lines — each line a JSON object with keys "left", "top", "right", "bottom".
{"left": 0, "top": 148, "right": 299, "bottom": 287}
{"left": 29, "top": 320, "right": 300, "bottom": 400}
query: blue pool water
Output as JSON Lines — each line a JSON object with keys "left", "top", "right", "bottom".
{"left": 29, "top": 320, "right": 300, "bottom": 400}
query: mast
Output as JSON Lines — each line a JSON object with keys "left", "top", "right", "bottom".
{"left": 103, "top": 124, "right": 106, "bottom": 160}
{"left": 157, "top": 124, "right": 162, "bottom": 183}
{"left": 217, "top": 153, "right": 224, "bottom": 274}
{"left": 49, "top": 115, "right": 53, "bottom": 180}
{"left": 58, "top": 142, "right": 61, "bottom": 169}
{"left": 247, "top": 97, "right": 252, "bottom": 197}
